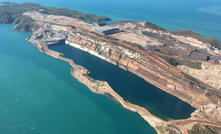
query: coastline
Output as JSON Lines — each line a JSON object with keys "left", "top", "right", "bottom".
{"left": 32, "top": 39, "right": 167, "bottom": 134}
{"left": 24, "top": 20, "right": 176, "bottom": 133}
{"left": 28, "top": 33, "right": 221, "bottom": 133}
{"left": 1, "top": 1, "right": 221, "bottom": 133}
{"left": 22, "top": 9, "right": 221, "bottom": 133}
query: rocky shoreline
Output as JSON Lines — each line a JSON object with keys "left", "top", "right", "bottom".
{"left": 13, "top": 9, "right": 221, "bottom": 134}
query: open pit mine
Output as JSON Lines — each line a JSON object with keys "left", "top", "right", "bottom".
{"left": 10, "top": 9, "right": 221, "bottom": 134}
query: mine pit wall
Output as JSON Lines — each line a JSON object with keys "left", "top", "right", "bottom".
{"left": 66, "top": 40, "right": 118, "bottom": 65}
{"left": 65, "top": 38, "right": 200, "bottom": 109}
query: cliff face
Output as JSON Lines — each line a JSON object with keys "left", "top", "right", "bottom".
{"left": 178, "top": 63, "right": 221, "bottom": 90}
{"left": 65, "top": 31, "right": 208, "bottom": 108}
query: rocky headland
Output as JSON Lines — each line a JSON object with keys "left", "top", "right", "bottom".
{"left": 2, "top": 2, "right": 221, "bottom": 134}
{"left": 0, "top": 2, "right": 111, "bottom": 32}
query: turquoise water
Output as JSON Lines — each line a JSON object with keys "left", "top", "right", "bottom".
{"left": 11, "top": 0, "right": 221, "bottom": 40}
{"left": 0, "top": 24, "right": 156, "bottom": 134}
{"left": 1, "top": 0, "right": 220, "bottom": 133}
{"left": 50, "top": 44, "right": 195, "bottom": 120}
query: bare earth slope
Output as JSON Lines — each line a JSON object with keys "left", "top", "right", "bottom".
{"left": 178, "top": 63, "right": 221, "bottom": 90}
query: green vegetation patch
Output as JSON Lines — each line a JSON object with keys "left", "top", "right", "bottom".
{"left": 142, "top": 26, "right": 221, "bottom": 50}
{"left": 0, "top": 2, "right": 111, "bottom": 21}
{"left": 0, "top": 2, "right": 111, "bottom": 31}
{"left": 12, "top": 15, "right": 38, "bottom": 32}
{"left": 0, "top": 11, "right": 14, "bottom": 23}
{"left": 105, "top": 36, "right": 119, "bottom": 41}
{"left": 206, "top": 90, "right": 221, "bottom": 100}
{"left": 13, "top": 15, "right": 34, "bottom": 24}
{"left": 144, "top": 22, "right": 166, "bottom": 31}
{"left": 142, "top": 31, "right": 162, "bottom": 40}
{"left": 131, "top": 43, "right": 145, "bottom": 50}
{"left": 142, "top": 31, "right": 175, "bottom": 46}
{"left": 97, "top": 21, "right": 106, "bottom": 26}
{"left": 113, "top": 20, "right": 139, "bottom": 24}
{"left": 188, "top": 123, "right": 221, "bottom": 134}
{"left": 89, "top": 31, "right": 103, "bottom": 37}
{"left": 169, "top": 29, "right": 221, "bottom": 50}
{"left": 122, "top": 41, "right": 145, "bottom": 50}
{"left": 155, "top": 49, "right": 176, "bottom": 56}
{"left": 113, "top": 21, "right": 166, "bottom": 31}
{"left": 158, "top": 55, "right": 202, "bottom": 69}
{"left": 184, "top": 74, "right": 207, "bottom": 90}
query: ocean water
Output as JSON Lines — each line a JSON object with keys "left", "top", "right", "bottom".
{"left": 0, "top": 0, "right": 219, "bottom": 133}
{"left": 0, "top": 24, "right": 156, "bottom": 134}
{"left": 12, "top": 0, "right": 221, "bottom": 40}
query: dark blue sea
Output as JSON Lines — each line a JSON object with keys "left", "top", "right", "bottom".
{"left": 15, "top": 0, "right": 221, "bottom": 40}
{"left": 1, "top": 0, "right": 220, "bottom": 133}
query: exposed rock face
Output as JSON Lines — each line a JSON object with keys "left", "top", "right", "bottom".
{"left": 178, "top": 63, "right": 221, "bottom": 90}
{"left": 145, "top": 28, "right": 221, "bottom": 55}
{"left": 203, "top": 103, "right": 221, "bottom": 122}
{"left": 23, "top": 10, "right": 87, "bottom": 27}
{"left": 110, "top": 22, "right": 221, "bottom": 63}
{"left": 113, "top": 32, "right": 164, "bottom": 48}
{"left": 65, "top": 31, "right": 212, "bottom": 108}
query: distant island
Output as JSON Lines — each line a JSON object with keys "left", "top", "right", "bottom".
{"left": 1, "top": 2, "right": 221, "bottom": 134}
